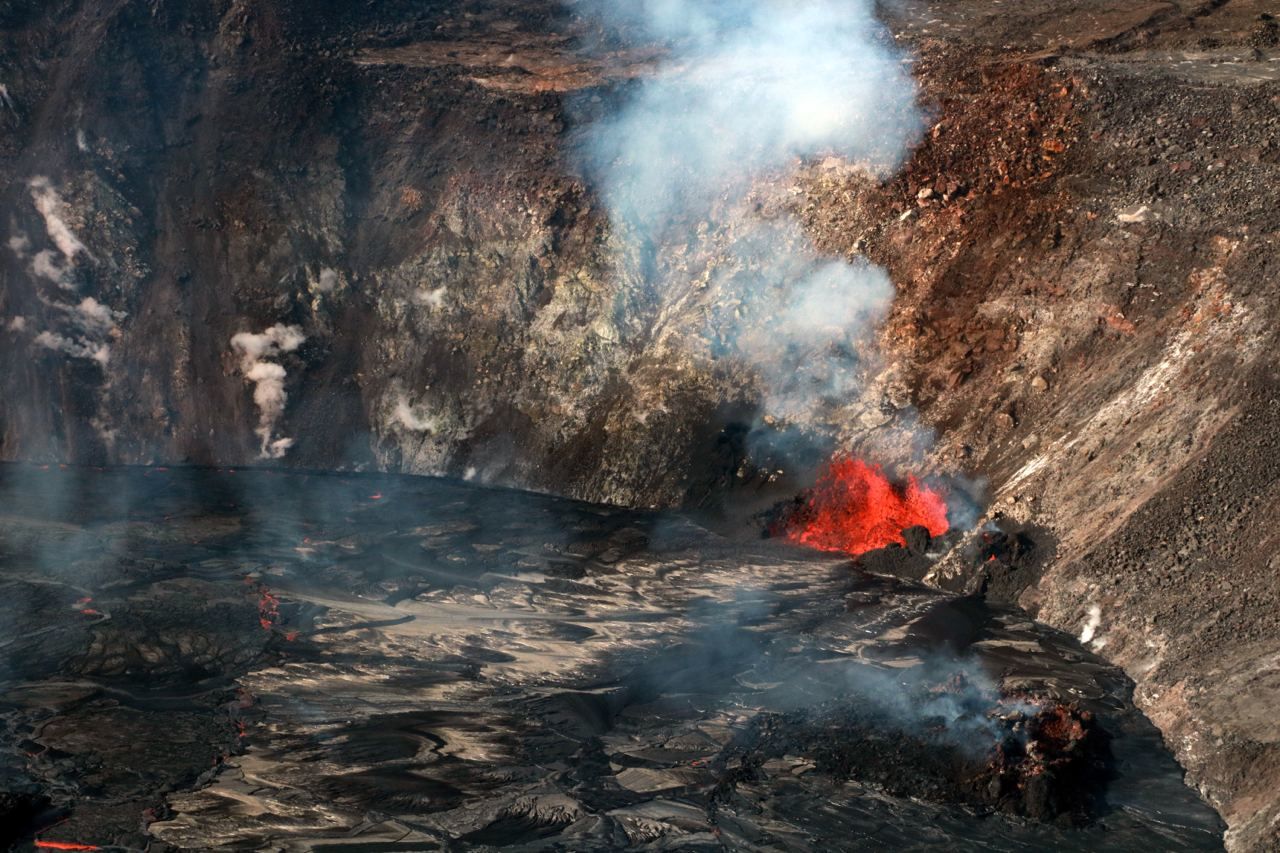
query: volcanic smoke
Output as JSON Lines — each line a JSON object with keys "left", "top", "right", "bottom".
{"left": 780, "top": 456, "right": 949, "bottom": 556}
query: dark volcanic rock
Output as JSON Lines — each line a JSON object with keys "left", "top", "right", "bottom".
{"left": 0, "top": 789, "right": 52, "bottom": 848}
{"left": 933, "top": 521, "right": 1051, "bottom": 605}
{"left": 710, "top": 696, "right": 1111, "bottom": 825}
{"left": 0, "top": 0, "right": 730, "bottom": 507}
{"left": 902, "top": 524, "right": 932, "bottom": 556}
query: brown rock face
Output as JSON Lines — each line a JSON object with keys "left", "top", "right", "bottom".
{"left": 2, "top": 0, "right": 1280, "bottom": 849}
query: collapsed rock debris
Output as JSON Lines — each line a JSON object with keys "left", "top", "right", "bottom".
{"left": 708, "top": 684, "right": 1111, "bottom": 827}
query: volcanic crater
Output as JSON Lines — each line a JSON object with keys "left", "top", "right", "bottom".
{"left": 1, "top": 0, "right": 1279, "bottom": 851}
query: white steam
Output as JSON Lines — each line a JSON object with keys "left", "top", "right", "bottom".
{"left": 34, "top": 331, "right": 110, "bottom": 365}
{"left": 17, "top": 178, "right": 123, "bottom": 366}
{"left": 33, "top": 297, "right": 124, "bottom": 365}
{"left": 413, "top": 285, "right": 448, "bottom": 310}
{"left": 391, "top": 392, "right": 438, "bottom": 433}
{"left": 1079, "top": 603, "right": 1103, "bottom": 645}
{"left": 19, "top": 178, "right": 91, "bottom": 288}
{"left": 576, "top": 0, "right": 921, "bottom": 429}
{"left": 314, "top": 267, "right": 339, "bottom": 294}
{"left": 28, "top": 176, "right": 90, "bottom": 263}
{"left": 713, "top": 219, "right": 895, "bottom": 420}
{"left": 31, "top": 250, "right": 71, "bottom": 286}
{"left": 62, "top": 296, "right": 118, "bottom": 336}
{"left": 579, "top": 0, "right": 919, "bottom": 228}
{"left": 8, "top": 231, "right": 30, "bottom": 259}
{"left": 230, "top": 324, "right": 306, "bottom": 459}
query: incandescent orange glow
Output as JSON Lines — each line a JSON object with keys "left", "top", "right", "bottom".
{"left": 782, "top": 456, "right": 949, "bottom": 556}
{"left": 258, "top": 588, "right": 280, "bottom": 631}
{"left": 35, "top": 843, "right": 100, "bottom": 851}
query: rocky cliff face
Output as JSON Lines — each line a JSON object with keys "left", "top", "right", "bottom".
{"left": 3, "top": 0, "right": 1280, "bottom": 848}
{"left": 0, "top": 0, "right": 847, "bottom": 507}
{"left": 0, "top": 0, "right": 660, "bottom": 501}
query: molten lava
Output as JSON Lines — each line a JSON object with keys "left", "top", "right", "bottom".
{"left": 781, "top": 457, "right": 949, "bottom": 556}
{"left": 258, "top": 587, "right": 280, "bottom": 631}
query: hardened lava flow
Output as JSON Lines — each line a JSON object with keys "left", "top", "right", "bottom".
{"left": 0, "top": 466, "right": 1223, "bottom": 850}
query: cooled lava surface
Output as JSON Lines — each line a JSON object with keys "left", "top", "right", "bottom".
{"left": 0, "top": 465, "right": 1223, "bottom": 850}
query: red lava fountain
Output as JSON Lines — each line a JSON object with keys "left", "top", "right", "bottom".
{"left": 781, "top": 457, "right": 949, "bottom": 556}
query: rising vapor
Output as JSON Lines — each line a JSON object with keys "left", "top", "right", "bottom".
{"left": 230, "top": 324, "right": 306, "bottom": 459}
{"left": 17, "top": 177, "right": 123, "bottom": 365}
{"left": 32, "top": 295, "right": 123, "bottom": 365}
{"left": 28, "top": 176, "right": 91, "bottom": 263}
{"left": 574, "top": 0, "right": 921, "bottom": 439}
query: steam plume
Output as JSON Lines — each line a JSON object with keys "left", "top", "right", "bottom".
{"left": 33, "top": 330, "right": 109, "bottom": 365}
{"left": 575, "top": 0, "right": 921, "bottom": 438}
{"left": 28, "top": 176, "right": 90, "bottom": 263}
{"left": 31, "top": 249, "right": 71, "bottom": 286}
{"left": 230, "top": 324, "right": 306, "bottom": 459}
{"left": 33, "top": 297, "right": 123, "bottom": 366}
{"left": 7, "top": 230, "right": 30, "bottom": 259}
{"left": 17, "top": 177, "right": 124, "bottom": 366}
{"left": 314, "top": 267, "right": 339, "bottom": 293}
{"left": 391, "top": 391, "right": 438, "bottom": 433}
